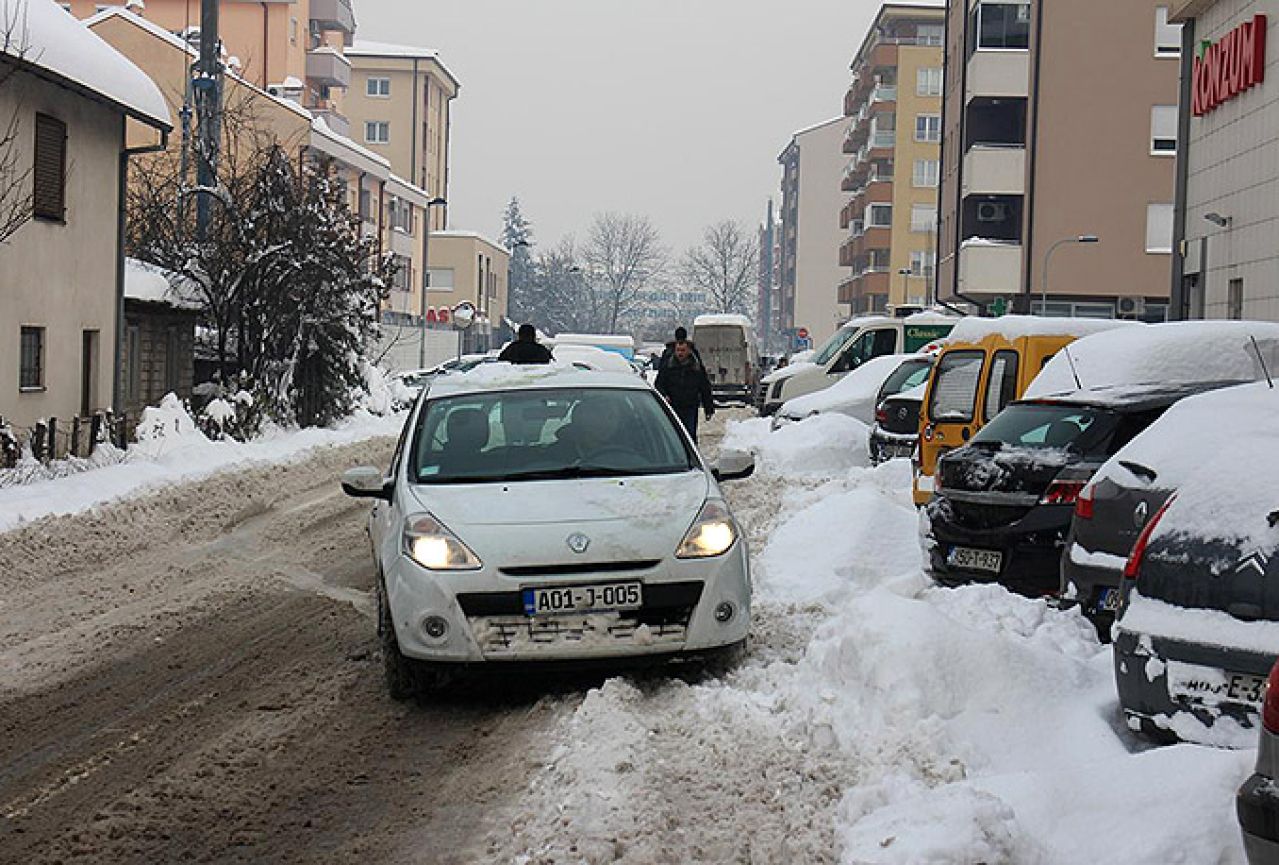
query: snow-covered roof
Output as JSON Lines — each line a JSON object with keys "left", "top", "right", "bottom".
{"left": 346, "top": 39, "right": 460, "bottom": 90}
{"left": 552, "top": 345, "right": 637, "bottom": 374}
{"left": 310, "top": 114, "right": 391, "bottom": 178}
{"left": 1024, "top": 320, "right": 1279, "bottom": 399}
{"left": 7, "top": 0, "right": 170, "bottom": 129}
{"left": 124, "top": 258, "right": 201, "bottom": 310}
{"left": 780, "top": 354, "right": 918, "bottom": 419}
{"left": 946, "top": 315, "right": 1136, "bottom": 345}
{"left": 428, "top": 364, "right": 647, "bottom": 399}
{"left": 431, "top": 230, "right": 507, "bottom": 251}
{"left": 694, "top": 313, "right": 753, "bottom": 329}
{"left": 791, "top": 115, "right": 848, "bottom": 139}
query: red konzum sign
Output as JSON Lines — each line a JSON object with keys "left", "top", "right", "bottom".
{"left": 1192, "top": 14, "right": 1267, "bottom": 116}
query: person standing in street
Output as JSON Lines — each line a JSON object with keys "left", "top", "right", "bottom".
{"left": 655, "top": 339, "right": 715, "bottom": 442}
{"left": 498, "top": 324, "right": 554, "bottom": 364}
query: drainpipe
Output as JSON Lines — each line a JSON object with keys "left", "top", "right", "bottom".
{"left": 410, "top": 57, "right": 419, "bottom": 185}
{"left": 260, "top": 3, "right": 270, "bottom": 89}
{"left": 1022, "top": 0, "right": 1046, "bottom": 304}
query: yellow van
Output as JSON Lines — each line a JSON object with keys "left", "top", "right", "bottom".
{"left": 912, "top": 318, "right": 1135, "bottom": 506}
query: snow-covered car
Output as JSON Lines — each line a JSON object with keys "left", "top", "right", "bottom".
{"left": 390, "top": 354, "right": 500, "bottom": 403}
{"left": 340, "top": 365, "right": 755, "bottom": 697}
{"left": 772, "top": 353, "right": 932, "bottom": 430}
{"left": 868, "top": 381, "right": 927, "bottom": 465}
{"left": 553, "top": 344, "right": 640, "bottom": 375}
{"left": 1112, "top": 381, "right": 1279, "bottom": 745}
{"left": 1239, "top": 658, "right": 1279, "bottom": 863}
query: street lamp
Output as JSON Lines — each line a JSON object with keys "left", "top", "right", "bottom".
{"left": 419, "top": 196, "right": 448, "bottom": 367}
{"left": 1040, "top": 234, "right": 1099, "bottom": 316}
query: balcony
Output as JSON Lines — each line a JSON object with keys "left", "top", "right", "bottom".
{"left": 871, "top": 84, "right": 898, "bottom": 104}
{"left": 957, "top": 240, "right": 1022, "bottom": 295}
{"left": 306, "top": 47, "right": 351, "bottom": 89}
{"left": 869, "top": 130, "right": 895, "bottom": 150}
{"left": 312, "top": 106, "right": 349, "bottom": 137}
{"left": 966, "top": 51, "right": 1030, "bottom": 100}
{"left": 390, "top": 226, "right": 416, "bottom": 257}
{"left": 838, "top": 270, "right": 890, "bottom": 306}
{"left": 962, "top": 145, "right": 1026, "bottom": 196}
{"left": 310, "top": 0, "right": 356, "bottom": 38}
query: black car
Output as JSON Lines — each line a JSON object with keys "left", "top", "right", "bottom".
{"left": 869, "top": 384, "right": 926, "bottom": 465}
{"left": 925, "top": 384, "right": 1217, "bottom": 598}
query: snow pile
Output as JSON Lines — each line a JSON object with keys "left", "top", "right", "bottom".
{"left": 553, "top": 344, "right": 637, "bottom": 374}
{"left": 947, "top": 315, "right": 1136, "bottom": 345}
{"left": 134, "top": 393, "right": 211, "bottom": 456}
{"left": 1026, "top": 320, "right": 1279, "bottom": 398}
{"left": 723, "top": 413, "right": 870, "bottom": 478}
{"left": 779, "top": 354, "right": 916, "bottom": 422}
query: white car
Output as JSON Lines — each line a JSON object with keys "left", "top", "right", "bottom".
{"left": 773, "top": 353, "right": 933, "bottom": 429}
{"left": 342, "top": 365, "right": 755, "bottom": 697}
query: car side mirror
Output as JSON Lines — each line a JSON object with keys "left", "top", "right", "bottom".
{"left": 711, "top": 449, "right": 755, "bottom": 482}
{"left": 342, "top": 466, "right": 394, "bottom": 501}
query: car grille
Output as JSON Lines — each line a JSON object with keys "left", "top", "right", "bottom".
{"left": 459, "top": 582, "right": 703, "bottom": 658}
{"left": 498, "top": 560, "right": 661, "bottom": 577}
{"left": 947, "top": 501, "right": 1032, "bottom": 530}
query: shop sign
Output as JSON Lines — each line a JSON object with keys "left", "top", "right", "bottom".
{"left": 1192, "top": 15, "right": 1267, "bottom": 116}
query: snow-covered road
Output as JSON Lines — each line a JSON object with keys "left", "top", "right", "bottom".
{"left": 0, "top": 410, "right": 1254, "bottom": 864}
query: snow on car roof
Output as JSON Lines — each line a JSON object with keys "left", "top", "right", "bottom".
{"left": 9, "top": 1, "right": 171, "bottom": 129}
{"left": 693, "top": 313, "right": 752, "bottom": 328}
{"left": 1025, "top": 320, "right": 1279, "bottom": 399}
{"left": 426, "top": 363, "right": 648, "bottom": 398}
{"left": 779, "top": 354, "right": 919, "bottom": 417}
{"left": 946, "top": 315, "right": 1135, "bottom": 346}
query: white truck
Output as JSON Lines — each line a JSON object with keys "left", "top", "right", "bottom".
{"left": 692, "top": 314, "right": 758, "bottom": 405}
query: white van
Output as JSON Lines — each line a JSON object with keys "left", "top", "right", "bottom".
{"left": 692, "top": 314, "right": 758, "bottom": 404}
{"left": 759, "top": 312, "right": 956, "bottom": 416}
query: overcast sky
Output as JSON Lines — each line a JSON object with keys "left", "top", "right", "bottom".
{"left": 358, "top": 0, "right": 918, "bottom": 254}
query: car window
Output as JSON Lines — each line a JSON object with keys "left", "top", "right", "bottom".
{"left": 972, "top": 403, "right": 1120, "bottom": 455}
{"left": 877, "top": 359, "right": 932, "bottom": 404}
{"left": 410, "top": 387, "right": 697, "bottom": 484}
{"left": 870, "top": 328, "right": 898, "bottom": 358}
{"left": 812, "top": 329, "right": 855, "bottom": 366}
{"left": 928, "top": 350, "right": 985, "bottom": 423}
{"left": 983, "top": 350, "right": 1020, "bottom": 422}
{"left": 832, "top": 332, "right": 876, "bottom": 373}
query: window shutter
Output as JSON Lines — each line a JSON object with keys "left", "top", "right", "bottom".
{"left": 33, "top": 114, "right": 67, "bottom": 222}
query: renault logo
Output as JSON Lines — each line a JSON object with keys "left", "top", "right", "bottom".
{"left": 566, "top": 533, "right": 591, "bottom": 554}
{"left": 1133, "top": 501, "right": 1149, "bottom": 529}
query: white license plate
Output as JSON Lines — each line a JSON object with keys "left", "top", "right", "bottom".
{"left": 1166, "top": 661, "right": 1266, "bottom": 708}
{"left": 947, "top": 546, "right": 1003, "bottom": 574}
{"left": 522, "top": 582, "right": 642, "bottom": 616}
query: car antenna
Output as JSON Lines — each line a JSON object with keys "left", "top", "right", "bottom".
{"left": 1250, "top": 335, "right": 1275, "bottom": 389}
{"left": 1062, "top": 344, "right": 1084, "bottom": 390}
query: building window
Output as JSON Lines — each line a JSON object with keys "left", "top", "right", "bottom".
{"left": 910, "top": 250, "right": 936, "bottom": 279}
{"left": 1145, "top": 203, "right": 1173, "bottom": 253}
{"left": 1228, "top": 278, "right": 1244, "bottom": 319}
{"left": 427, "top": 267, "right": 455, "bottom": 291}
{"left": 364, "top": 121, "right": 390, "bottom": 144}
{"left": 20, "top": 326, "right": 45, "bottom": 390}
{"left": 972, "top": 3, "right": 1031, "bottom": 51}
{"left": 391, "top": 254, "right": 412, "bottom": 292}
{"left": 366, "top": 76, "right": 391, "bottom": 98}
{"left": 911, "top": 204, "right": 937, "bottom": 233}
{"left": 290, "top": 17, "right": 298, "bottom": 44}
{"left": 916, "top": 67, "right": 943, "bottom": 97}
{"left": 912, "top": 159, "right": 939, "bottom": 187}
{"left": 1150, "top": 105, "right": 1177, "bottom": 155}
{"left": 165, "top": 328, "right": 182, "bottom": 394}
{"left": 388, "top": 197, "right": 414, "bottom": 233}
{"left": 867, "top": 203, "right": 893, "bottom": 228}
{"left": 914, "top": 114, "right": 941, "bottom": 143}
{"left": 917, "top": 24, "right": 944, "bottom": 46}
{"left": 358, "top": 187, "right": 372, "bottom": 221}
{"left": 127, "top": 325, "right": 141, "bottom": 401}
{"left": 33, "top": 114, "right": 66, "bottom": 222}
{"left": 1155, "top": 7, "right": 1182, "bottom": 56}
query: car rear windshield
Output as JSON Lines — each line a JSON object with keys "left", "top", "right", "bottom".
{"left": 970, "top": 403, "right": 1120, "bottom": 456}
{"left": 410, "top": 387, "right": 697, "bottom": 484}
{"left": 880, "top": 358, "right": 932, "bottom": 398}
{"left": 928, "top": 350, "right": 985, "bottom": 423}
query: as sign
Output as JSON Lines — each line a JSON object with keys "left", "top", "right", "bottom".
{"left": 1192, "top": 15, "right": 1267, "bottom": 117}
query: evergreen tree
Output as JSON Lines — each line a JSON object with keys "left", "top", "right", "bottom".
{"left": 501, "top": 197, "right": 535, "bottom": 323}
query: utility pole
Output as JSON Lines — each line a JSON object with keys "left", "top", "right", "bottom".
{"left": 193, "top": 0, "right": 222, "bottom": 241}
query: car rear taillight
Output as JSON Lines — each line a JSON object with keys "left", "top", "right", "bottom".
{"left": 1040, "top": 480, "right": 1086, "bottom": 507}
{"left": 1263, "top": 660, "right": 1279, "bottom": 733}
{"left": 1123, "top": 495, "right": 1176, "bottom": 581}
{"left": 875, "top": 407, "right": 888, "bottom": 425}
{"left": 1074, "top": 483, "right": 1095, "bottom": 519}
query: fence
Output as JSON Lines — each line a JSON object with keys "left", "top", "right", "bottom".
{"left": 0, "top": 412, "right": 132, "bottom": 469}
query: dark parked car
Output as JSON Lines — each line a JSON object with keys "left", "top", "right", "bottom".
{"left": 869, "top": 382, "right": 926, "bottom": 465}
{"left": 1239, "top": 658, "right": 1279, "bottom": 864}
{"left": 925, "top": 383, "right": 1219, "bottom": 598}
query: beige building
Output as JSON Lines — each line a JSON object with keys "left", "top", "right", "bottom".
{"left": 839, "top": 4, "right": 944, "bottom": 313}
{"left": 344, "top": 40, "right": 459, "bottom": 228}
{"left": 778, "top": 118, "right": 850, "bottom": 346}
{"left": 937, "top": 0, "right": 1179, "bottom": 319}
{"left": 427, "top": 232, "right": 510, "bottom": 352}
{"left": 0, "top": 2, "right": 170, "bottom": 436}
{"left": 66, "top": 0, "right": 356, "bottom": 135}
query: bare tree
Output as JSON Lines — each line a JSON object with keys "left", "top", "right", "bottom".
{"left": 584, "top": 212, "right": 666, "bottom": 333}
{"left": 681, "top": 220, "right": 759, "bottom": 316}
{"left": 0, "top": 4, "right": 33, "bottom": 244}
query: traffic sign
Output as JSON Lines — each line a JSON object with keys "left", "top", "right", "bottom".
{"left": 797, "top": 327, "right": 809, "bottom": 339}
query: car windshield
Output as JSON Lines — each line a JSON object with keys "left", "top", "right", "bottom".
{"left": 811, "top": 328, "right": 855, "bottom": 365}
{"left": 410, "top": 387, "right": 698, "bottom": 484}
{"left": 970, "top": 403, "right": 1120, "bottom": 456}
{"left": 880, "top": 359, "right": 932, "bottom": 397}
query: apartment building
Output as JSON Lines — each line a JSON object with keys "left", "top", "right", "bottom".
{"left": 427, "top": 232, "right": 510, "bottom": 352}
{"left": 778, "top": 117, "right": 849, "bottom": 346}
{"left": 66, "top": 0, "right": 356, "bottom": 135}
{"left": 756, "top": 199, "right": 783, "bottom": 353}
{"left": 344, "top": 40, "right": 459, "bottom": 227}
{"left": 0, "top": 1, "right": 170, "bottom": 434}
{"left": 938, "top": 0, "right": 1180, "bottom": 319}
{"left": 838, "top": 4, "right": 944, "bottom": 313}
{"left": 1169, "top": 2, "right": 1279, "bottom": 321}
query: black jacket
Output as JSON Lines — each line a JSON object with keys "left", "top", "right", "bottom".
{"left": 655, "top": 355, "right": 714, "bottom": 413}
{"left": 656, "top": 339, "right": 702, "bottom": 371}
{"left": 498, "top": 338, "right": 554, "bottom": 364}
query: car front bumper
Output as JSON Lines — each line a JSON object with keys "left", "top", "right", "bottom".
{"left": 926, "top": 500, "right": 1071, "bottom": 597}
{"left": 869, "top": 428, "right": 916, "bottom": 465}
{"left": 384, "top": 542, "right": 751, "bottom": 664}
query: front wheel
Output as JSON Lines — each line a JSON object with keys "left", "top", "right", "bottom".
{"left": 377, "top": 579, "right": 419, "bottom": 701}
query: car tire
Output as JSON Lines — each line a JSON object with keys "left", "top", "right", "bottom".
{"left": 376, "top": 578, "right": 419, "bottom": 701}
{"left": 701, "top": 638, "right": 749, "bottom": 677}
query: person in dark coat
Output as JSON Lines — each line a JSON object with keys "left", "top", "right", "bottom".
{"left": 656, "top": 326, "right": 702, "bottom": 371}
{"left": 498, "top": 324, "right": 553, "bottom": 364}
{"left": 655, "top": 340, "right": 715, "bottom": 442}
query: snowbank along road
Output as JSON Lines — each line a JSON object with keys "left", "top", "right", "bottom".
{"left": 0, "top": 411, "right": 1258, "bottom": 864}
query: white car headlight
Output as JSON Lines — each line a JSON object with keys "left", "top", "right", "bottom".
{"left": 677, "top": 500, "right": 738, "bottom": 559}
{"left": 403, "top": 513, "right": 482, "bottom": 570}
